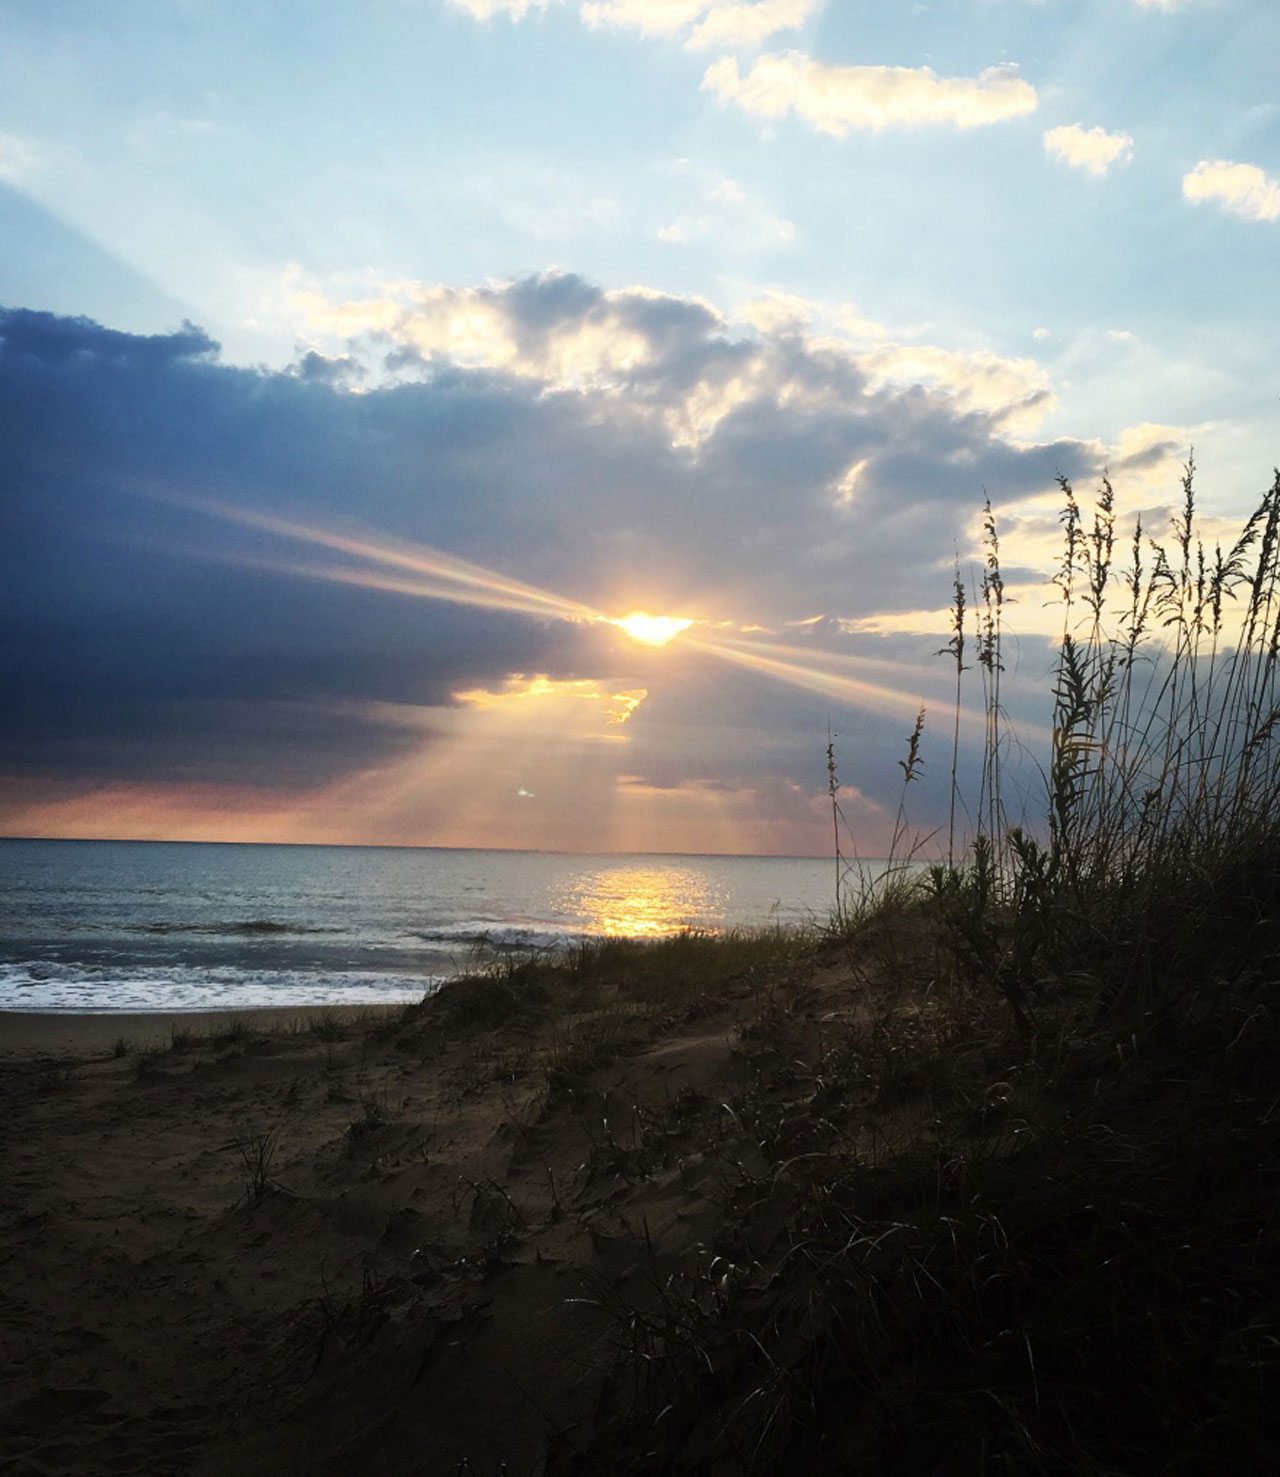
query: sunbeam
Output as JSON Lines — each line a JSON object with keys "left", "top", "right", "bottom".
{"left": 180, "top": 495, "right": 604, "bottom": 625}
{"left": 687, "top": 634, "right": 937, "bottom": 726}
{"left": 689, "top": 633, "right": 1053, "bottom": 747}
{"left": 176, "top": 495, "right": 1008, "bottom": 736}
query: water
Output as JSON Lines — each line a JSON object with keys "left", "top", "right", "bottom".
{"left": 0, "top": 839, "right": 841, "bottom": 1014}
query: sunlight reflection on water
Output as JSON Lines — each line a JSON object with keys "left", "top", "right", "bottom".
{"left": 553, "top": 865, "right": 729, "bottom": 937}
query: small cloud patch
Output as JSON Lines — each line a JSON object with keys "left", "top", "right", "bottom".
{"left": 1043, "top": 123, "right": 1133, "bottom": 177}
{"left": 702, "top": 52, "right": 1038, "bottom": 136}
{"left": 1182, "top": 159, "right": 1280, "bottom": 223}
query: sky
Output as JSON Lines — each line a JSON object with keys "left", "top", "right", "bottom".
{"left": 1, "top": 0, "right": 1277, "bottom": 856}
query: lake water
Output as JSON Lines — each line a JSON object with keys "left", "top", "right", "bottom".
{"left": 0, "top": 839, "right": 843, "bottom": 1013}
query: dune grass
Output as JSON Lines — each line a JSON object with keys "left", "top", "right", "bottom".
{"left": 377, "top": 464, "right": 1280, "bottom": 1471}
{"left": 421, "top": 926, "right": 812, "bottom": 1065}
{"left": 450, "top": 462, "right": 1279, "bottom": 1473}
{"left": 820, "top": 464, "right": 1280, "bottom": 1022}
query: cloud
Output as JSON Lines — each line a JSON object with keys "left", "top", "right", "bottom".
{"left": 702, "top": 52, "right": 1037, "bottom": 135}
{"left": 709, "top": 177, "right": 746, "bottom": 204}
{"left": 1, "top": 288, "right": 1102, "bottom": 848}
{"left": 0, "top": 307, "right": 218, "bottom": 370}
{"left": 288, "top": 270, "right": 1062, "bottom": 449}
{"left": 1182, "top": 159, "right": 1280, "bottom": 223}
{"left": 737, "top": 290, "right": 1052, "bottom": 429}
{"left": 859, "top": 343, "right": 1055, "bottom": 433}
{"left": 290, "top": 272, "right": 726, "bottom": 395}
{"left": 579, "top": 0, "right": 819, "bottom": 50}
{"left": 451, "top": 0, "right": 817, "bottom": 48}
{"left": 1109, "top": 421, "right": 1197, "bottom": 493}
{"left": 1043, "top": 123, "right": 1133, "bottom": 177}
{"left": 578, "top": 0, "right": 703, "bottom": 36}
{"left": 685, "top": 0, "right": 819, "bottom": 51}
{"left": 453, "top": 675, "right": 647, "bottom": 729}
{"left": 445, "top": 0, "right": 553, "bottom": 20}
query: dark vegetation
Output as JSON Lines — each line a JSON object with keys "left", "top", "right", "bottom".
{"left": 425, "top": 463, "right": 1280, "bottom": 1472}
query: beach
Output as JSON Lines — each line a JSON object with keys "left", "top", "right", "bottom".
{"left": 0, "top": 1005, "right": 399, "bottom": 1060}
{"left": 6, "top": 915, "right": 1280, "bottom": 1473}
{"left": 0, "top": 846, "right": 865, "bottom": 1469}
{"left": 0, "top": 936, "right": 855, "bottom": 1474}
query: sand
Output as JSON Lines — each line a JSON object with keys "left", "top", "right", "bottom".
{"left": 0, "top": 1005, "right": 401, "bottom": 1061}
{"left": 0, "top": 966, "right": 869, "bottom": 1474}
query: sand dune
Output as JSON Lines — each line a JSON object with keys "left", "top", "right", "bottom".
{"left": 0, "top": 960, "right": 863, "bottom": 1473}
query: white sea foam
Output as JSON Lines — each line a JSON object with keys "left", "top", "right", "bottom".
{"left": 0, "top": 959, "right": 432, "bottom": 1014}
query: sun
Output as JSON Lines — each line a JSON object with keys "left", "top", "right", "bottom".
{"left": 611, "top": 612, "right": 693, "bottom": 647}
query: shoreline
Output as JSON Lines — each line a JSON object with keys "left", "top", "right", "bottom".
{"left": 0, "top": 1002, "right": 405, "bottom": 1060}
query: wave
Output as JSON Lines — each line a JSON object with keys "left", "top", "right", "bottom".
{"left": 411, "top": 923, "right": 581, "bottom": 951}
{"left": 0, "top": 959, "right": 436, "bottom": 1014}
{"left": 125, "top": 920, "right": 348, "bottom": 938}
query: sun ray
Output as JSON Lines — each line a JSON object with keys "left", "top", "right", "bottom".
{"left": 167, "top": 494, "right": 1036, "bottom": 742}
{"left": 687, "top": 633, "right": 1053, "bottom": 745}
{"left": 688, "top": 634, "right": 931, "bottom": 723}
{"left": 177, "top": 493, "right": 604, "bottom": 625}
{"left": 208, "top": 548, "right": 592, "bottom": 619}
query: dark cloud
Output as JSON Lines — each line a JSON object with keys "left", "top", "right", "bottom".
{"left": 0, "top": 285, "right": 1099, "bottom": 814}
{"left": 0, "top": 306, "right": 216, "bottom": 370}
{"left": 0, "top": 311, "right": 577, "bottom": 788}
{"left": 292, "top": 349, "right": 365, "bottom": 385}
{"left": 503, "top": 271, "right": 608, "bottom": 335}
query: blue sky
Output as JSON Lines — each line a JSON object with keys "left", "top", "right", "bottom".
{"left": 1, "top": 0, "right": 1277, "bottom": 852}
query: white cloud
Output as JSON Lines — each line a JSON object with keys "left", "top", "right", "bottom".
{"left": 702, "top": 52, "right": 1038, "bottom": 135}
{"left": 656, "top": 221, "right": 687, "bottom": 241}
{"left": 686, "top": 0, "right": 820, "bottom": 51}
{"left": 1043, "top": 122, "right": 1133, "bottom": 177}
{"left": 286, "top": 272, "right": 1060, "bottom": 453}
{"left": 739, "top": 288, "right": 823, "bottom": 334}
{"left": 1110, "top": 421, "right": 1194, "bottom": 493}
{"left": 290, "top": 276, "right": 702, "bottom": 392}
{"left": 446, "top": 0, "right": 553, "bottom": 19}
{"left": 709, "top": 177, "right": 746, "bottom": 204}
{"left": 859, "top": 342, "right": 1055, "bottom": 433}
{"left": 454, "top": 676, "right": 647, "bottom": 732}
{"left": 580, "top": 0, "right": 704, "bottom": 37}
{"left": 741, "top": 289, "right": 900, "bottom": 349}
{"left": 832, "top": 456, "right": 870, "bottom": 506}
{"left": 1182, "top": 159, "right": 1280, "bottom": 223}
{"left": 579, "top": 0, "right": 819, "bottom": 50}
{"left": 739, "top": 290, "right": 1053, "bottom": 431}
